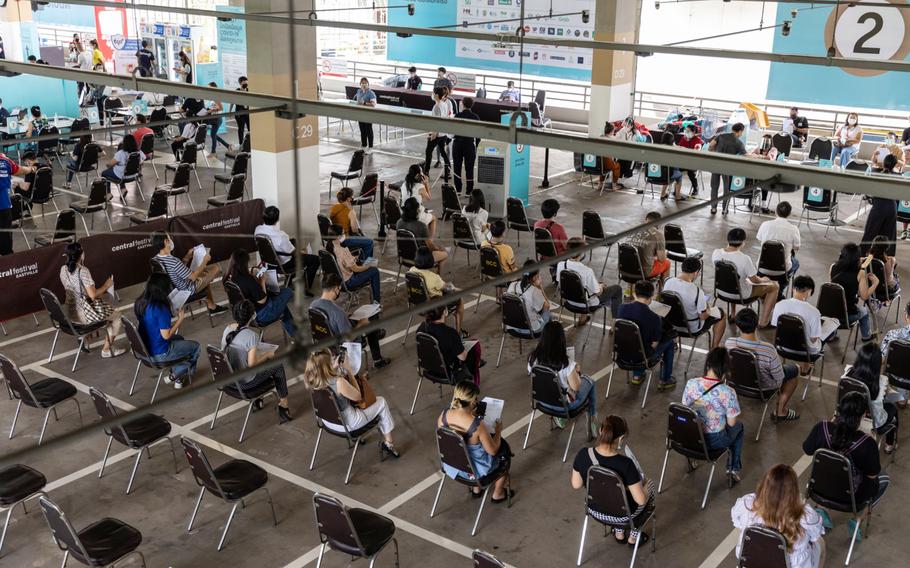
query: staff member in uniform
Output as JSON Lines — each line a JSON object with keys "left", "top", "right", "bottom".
{"left": 233, "top": 76, "right": 250, "bottom": 145}
{"left": 451, "top": 97, "right": 480, "bottom": 195}
{"left": 354, "top": 77, "right": 376, "bottom": 154}
{"left": 0, "top": 153, "right": 34, "bottom": 255}
{"left": 406, "top": 66, "right": 422, "bottom": 90}
{"left": 135, "top": 40, "right": 155, "bottom": 77}
{"left": 861, "top": 154, "right": 899, "bottom": 256}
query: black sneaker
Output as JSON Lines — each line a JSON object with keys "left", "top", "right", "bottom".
{"left": 208, "top": 305, "right": 228, "bottom": 316}
{"left": 657, "top": 377, "right": 678, "bottom": 391}
{"left": 373, "top": 357, "right": 391, "bottom": 369}
{"left": 277, "top": 405, "right": 293, "bottom": 423}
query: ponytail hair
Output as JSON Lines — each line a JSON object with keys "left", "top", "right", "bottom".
{"left": 225, "top": 300, "right": 256, "bottom": 347}
{"left": 596, "top": 415, "right": 629, "bottom": 447}
{"left": 64, "top": 242, "right": 83, "bottom": 274}
{"left": 450, "top": 380, "right": 479, "bottom": 410}
{"left": 518, "top": 259, "right": 537, "bottom": 293}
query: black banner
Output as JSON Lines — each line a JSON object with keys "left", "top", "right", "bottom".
{"left": 0, "top": 243, "right": 68, "bottom": 321}
{"left": 168, "top": 199, "right": 264, "bottom": 264}
{"left": 79, "top": 216, "right": 171, "bottom": 292}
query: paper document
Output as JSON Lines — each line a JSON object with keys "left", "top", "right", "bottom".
{"left": 349, "top": 303, "right": 381, "bottom": 321}
{"left": 258, "top": 342, "right": 279, "bottom": 354}
{"left": 188, "top": 244, "right": 209, "bottom": 272}
{"left": 820, "top": 317, "right": 840, "bottom": 341}
{"left": 168, "top": 288, "right": 192, "bottom": 312}
{"left": 107, "top": 276, "right": 117, "bottom": 300}
{"left": 463, "top": 340, "right": 479, "bottom": 353}
{"left": 567, "top": 346, "right": 576, "bottom": 363}
{"left": 649, "top": 301, "right": 671, "bottom": 318}
{"left": 341, "top": 341, "right": 363, "bottom": 375}
{"left": 480, "top": 397, "right": 505, "bottom": 432}
{"left": 624, "top": 445, "right": 646, "bottom": 478}
{"left": 264, "top": 269, "right": 280, "bottom": 294}
{"left": 707, "top": 306, "right": 722, "bottom": 320}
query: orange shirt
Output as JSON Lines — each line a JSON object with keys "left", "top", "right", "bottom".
{"left": 329, "top": 203, "right": 352, "bottom": 235}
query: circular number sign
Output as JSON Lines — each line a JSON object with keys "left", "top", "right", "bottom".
{"left": 826, "top": 0, "right": 910, "bottom": 76}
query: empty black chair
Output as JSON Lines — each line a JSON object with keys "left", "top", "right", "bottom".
{"left": 495, "top": 292, "right": 541, "bottom": 367}
{"left": 39, "top": 288, "right": 108, "bottom": 372}
{"left": 123, "top": 316, "right": 195, "bottom": 403}
{"left": 66, "top": 142, "right": 101, "bottom": 192}
{"left": 798, "top": 186, "right": 839, "bottom": 236}
{"left": 714, "top": 259, "right": 759, "bottom": 316}
{"left": 224, "top": 133, "right": 250, "bottom": 162}
{"left": 312, "top": 493, "right": 399, "bottom": 568}
{"left": 642, "top": 164, "right": 672, "bottom": 204}
{"left": 212, "top": 151, "right": 248, "bottom": 195}
{"left": 808, "top": 137, "right": 833, "bottom": 161}
{"left": 529, "top": 101, "right": 551, "bottom": 128}
{"left": 477, "top": 245, "right": 511, "bottom": 312}
{"left": 476, "top": 88, "right": 487, "bottom": 99}
{"left": 429, "top": 427, "right": 512, "bottom": 536}
{"left": 165, "top": 141, "right": 202, "bottom": 190}
{"left": 657, "top": 403, "right": 729, "bottom": 509}
{"left": 757, "top": 240, "right": 790, "bottom": 293}
{"left": 149, "top": 106, "right": 168, "bottom": 137}
{"left": 806, "top": 448, "right": 871, "bottom": 565}
{"left": 27, "top": 166, "right": 57, "bottom": 219}
{"left": 558, "top": 267, "right": 608, "bottom": 351}
{"left": 69, "top": 178, "right": 112, "bottom": 235}
{"left": 774, "top": 313, "right": 825, "bottom": 401}
{"left": 156, "top": 161, "right": 193, "bottom": 213}
{"left": 309, "top": 387, "right": 382, "bottom": 485}
{"left": 353, "top": 173, "right": 379, "bottom": 223}
{"left": 88, "top": 387, "right": 177, "bottom": 494}
{"left": 206, "top": 173, "right": 246, "bottom": 208}
{"left": 0, "top": 464, "right": 47, "bottom": 556}
{"left": 181, "top": 437, "right": 278, "bottom": 551}
{"left": 8, "top": 194, "right": 29, "bottom": 249}
{"left": 139, "top": 132, "right": 158, "bottom": 179}
{"left": 103, "top": 96, "right": 126, "bottom": 128}
{"left": 329, "top": 150, "right": 365, "bottom": 198}
{"left": 129, "top": 188, "right": 169, "bottom": 225}
{"left": 474, "top": 549, "right": 506, "bottom": 568}
{"left": 664, "top": 224, "right": 703, "bottom": 281}
{"left": 2, "top": 353, "right": 82, "bottom": 446}
{"left": 605, "top": 319, "right": 663, "bottom": 409}
{"left": 522, "top": 365, "right": 592, "bottom": 463}
{"left": 381, "top": 197, "right": 402, "bottom": 253}
{"left": 452, "top": 212, "right": 481, "bottom": 266}
{"left": 660, "top": 289, "right": 712, "bottom": 375}
{"left": 817, "top": 282, "right": 860, "bottom": 363}
{"left": 34, "top": 210, "right": 76, "bottom": 247}
{"left": 410, "top": 331, "right": 458, "bottom": 415}
{"left": 771, "top": 132, "right": 793, "bottom": 157}
{"left": 618, "top": 242, "right": 649, "bottom": 287}
{"left": 206, "top": 345, "right": 280, "bottom": 443}
{"left": 577, "top": 466, "right": 656, "bottom": 568}
{"left": 884, "top": 338, "right": 910, "bottom": 396}
{"left": 192, "top": 124, "right": 211, "bottom": 166}
{"left": 36, "top": 125, "right": 60, "bottom": 166}
{"left": 441, "top": 183, "right": 462, "bottom": 218}
{"left": 582, "top": 210, "right": 612, "bottom": 277}
{"left": 727, "top": 348, "right": 778, "bottom": 442}
{"left": 316, "top": 213, "right": 332, "bottom": 246}
{"left": 737, "top": 525, "right": 790, "bottom": 568}
{"left": 506, "top": 197, "right": 536, "bottom": 244}
{"left": 38, "top": 496, "right": 145, "bottom": 568}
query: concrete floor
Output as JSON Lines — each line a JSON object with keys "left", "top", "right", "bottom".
{"left": 0, "top": 120, "right": 907, "bottom": 568}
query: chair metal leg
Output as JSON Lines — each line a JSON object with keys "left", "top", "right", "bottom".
{"left": 846, "top": 514, "right": 862, "bottom": 565}
{"left": 402, "top": 313, "right": 413, "bottom": 346}
{"left": 38, "top": 408, "right": 53, "bottom": 445}
{"left": 522, "top": 409, "right": 536, "bottom": 449}
{"left": 48, "top": 329, "right": 60, "bottom": 363}
{"left": 61, "top": 549, "right": 69, "bottom": 568}
{"left": 150, "top": 370, "right": 164, "bottom": 404}
{"left": 409, "top": 377, "right": 423, "bottom": 415}
{"left": 216, "top": 502, "right": 240, "bottom": 551}
{"left": 262, "top": 487, "right": 278, "bottom": 526}
{"left": 755, "top": 399, "right": 772, "bottom": 442}
{"left": 125, "top": 449, "right": 144, "bottom": 494}
{"left": 344, "top": 437, "right": 361, "bottom": 485}
{"left": 71, "top": 337, "right": 86, "bottom": 372}
{"left": 309, "top": 429, "right": 323, "bottom": 470}
{"left": 187, "top": 487, "right": 205, "bottom": 531}
{"left": 129, "top": 361, "right": 142, "bottom": 396}
{"left": 576, "top": 515, "right": 589, "bottom": 566}
{"left": 209, "top": 391, "right": 225, "bottom": 430}
{"left": 315, "top": 542, "right": 327, "bottom": 568}
{"left": 657, "top": 449, "right": 670, "bottom": 494}
{"left": 701, "top": 463, "right": 717, "bottom": 510}
{"left": 98, "top": 436, "right": 114, "bottom": 478}
{"left": 640, "top": 371, "right": 653, "bottom": 409}
{"left": 429, "top": 475, "right": 445, "bottom": 517}
{"left": 496, "top": 333, "right": 506, "bottom": 368}
{"left": 605, "top": 365, "right": 616, "bottom": 400}
{"left": 0, "top": 504, "right": 14, "bottom": 557}
{"left": 563, "top": 419, "right": 577, "bottom": 463}
{"left": 470, "top": 486, "right": 491, "bottom": 536}
{"left": 237, "top": 401, "right": 255, "bottom": 443}
{"left": 8, "top": 400, "right": 22, "bottom": 439}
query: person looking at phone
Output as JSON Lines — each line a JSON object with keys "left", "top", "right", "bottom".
{"left": 831, "top": 243, "right": 878, "bottom": 342}
{"left": 226, "top": 249, "right": 297, "bottom": 338}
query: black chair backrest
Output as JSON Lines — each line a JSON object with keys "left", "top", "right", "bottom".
{"left": 480, "top": 246, "right": 503, "bottom": 279}
{"left": 442, "top": 184, "right": 460, "bottom": 212}
{"left": 39, "top": 288, "right": 77, "bottom": 336}
{"left": 50, "top": 211, "right": 76, "bottom": 242}
{"left": 612, "top": 319, "right": 648, "bottom": 368}
{"left": 149, "top": 107, "right": 167, "bottom": 134}
{"left": 582, "top": 210, "right": 605, "bottom": 241}
{"left": 618, "top": 242, "right": 647, "bottom": 282}
{"left": 69, "top": 117, "right": 90, "bottom": 136}
{"left": 87, "top": 178, "right": 108, "bottom": 206}
{"left": 312, "top": 494, "right": 366, "bottom": 556}
{"left": 168, "top": 162, "right": 191, "bottom": 189}
{"left": 758, "top": 241, "right": 788, "bottom": 274}
{"left": 308, "top": 307, "right": 333, "bottom": 342}
{"left": 226, "top": 174, "right": 246, "bottom": 201}
{"left": 802, "top": 186, "right": 836, "bottom": 211}
{"left": 122, "top": 316, "right": 152, "bottom": 360}
{"left": 396, "top": 229, "right": 419, "bottom": 263}
{"left": 360, "top": 173, "right": 378, "bottom": 198}
{"left": 80, "top": 143, "right": 101, "bottom": 171}
{"left": 586, "top": 466, "right": 633, "bottom": 522}
{"left": 38, "top": 497, "right": 91, "bottom": 564}
{"left": 318, "top": 249, "right": 344, "bottom": 282}
{"left": 240, "top": 133, "right": 251, "bottom": 152}
{"left": 473, "top": 549, "right": 506, "bottom": 568}
{"left": 837, "top": 376, "right": 871, "bottom": 409}
{"left": 738, "top": 525, "right": 790, "bottom": 568}
{"left": 348, "top": 150, "right": 364, "bottom": 173}
{"left": 808, "top": 137, "right": 833, "bottom": 161}
{"left": 885, "top": 339, "right": 910, "bottom": 392}
{"left": 436, "top": 426, "right": 477, "bottom": 478}
{"left": 88, "top": 386, "right": 130, "bottom": 443}
{"left": 206, "top": 344, "right": 246, "bottom": 392}
{"left": 255, "top": 234, "right": 282, "bottom": 267}
{"left": 658, "top": 290, "right": 690, "bottom": 332}
{"left": 31, "top": 167, "right": 54, "bottom": 202}
{"left": 311, "top": 387, "right": 347, "bottom": 430}
{"left": 223, "top": 279, "right": 246, "bottom": 307}
{"left": 192, "top": 123, "right": 208, "bottom": 145}
{"left": 9, "top": 194, "right": 24, "bottom": 224}
{"left": 383, "top": 197, "right": 401, "bottom": 228}
{"left": 139, "top": 132, "right": 155, "bottom": 155}
{"left": 316, "top": 213, "right": 332, "bottom": 239}
{"left": 534, "top": 89, "right": 546, "bottom": 111}
{"left": 770, "top": 132, "right": 792, "bottom": 157}
{"left": 405, "top": 271, "right": 431, "bottom": 307}
{"left": 416, "top": 331, "right": 452, "bottom": 382}
{"left": 506, "top": 197, "right": 530, "bottom": 229}
{"left": 104, "top": 97, "right": 123, "bottom": 110}
{"left": 663, "top": 223, "right": 687, "bottom": 258}
{"left": 230, "top": 152, "right": 249, "bottom": 176}
{"left": 714, "top": 260, "right": 744, "bottom": 299}
{"left": 727, "top": 348, "right": 767, "bottom": 399}
{"left": 807, "top": 448, "right": 858, "bottom": 512}
{"left": 844, "top": 159, "right": 869, "bottom": 172}
{"left": 558, "top": 268, "right": 589, "bottom": 307}
{"left": 530, "top": 364, "right": 568, "bottom": 410}
{"left": 666, "top": 402, "right": 711, "bottom": 460}
{"left": 475, "top": 88, "right": 487, "bottom": 99}
{"left": 0, "top": 354, "right": 39, "bottom": 407}
{"left": 534, "top": 227, "right": 557, "bottom": 259}
{"left": 37, "top": 126, "right": 58, "bottom": 153}
{"left": 144, "top": 189, "right": 169, "bottom": 220}
{"left": 774, "top": 314, "right": 810, "bottom": 356}
{"left": 181, "top": 142, "right": 198, "bottom": 165}
{"left": 452, "top": 213, "right": 475, "bottom": 244}
{"left": 180, "top": 437, "right": 226, "bottom": 499}
{"left": 501, "top": 292, "right": 532, "bottom": 331}
{"left": 868, "top": 259, "right": 892, "bottom": 302}
{"left": 816, "top": 282, "right": 850, "bottom": 328}
{"left": 528, "top": 101, "right": 543, "bottom": 122}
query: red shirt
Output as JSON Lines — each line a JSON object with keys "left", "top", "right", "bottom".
{"left": 533, "top": 218, "right": 568, "bottom": 256}
{"left": 132, "top": 127, "right": 155, "bottom": 149}
{"left": 676, "top": 135, "right": 704, "bottom": 150}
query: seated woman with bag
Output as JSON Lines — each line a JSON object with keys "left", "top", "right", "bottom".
{"left": 303, "top": 349, "right": 400, "bottom": 459}
{"left": 221, "top": 300, "right": 292, "bottom": 423}
{"left": 437, "top": 380, "right": 514, "bottom": 502}
{"left": 417, "top": 305, "right": 483, "bottom": 385}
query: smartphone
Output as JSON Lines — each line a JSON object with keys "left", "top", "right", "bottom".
{"left": 476, "top": 401, "right": 487, "bottom": 417}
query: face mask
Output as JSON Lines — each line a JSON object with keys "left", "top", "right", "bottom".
{"left": 361, "top": 84, "right": 368, "bottom": 90}
{"left": 848, "top": 118, "right": 857, "bottom": 126}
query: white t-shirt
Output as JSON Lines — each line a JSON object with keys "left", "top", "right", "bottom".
{"left": 756, "top": 217, "right": 801, "bottom": 270}
{"left": 180, "top": 122, "right": 198, "bottom": 139}
{"left": 663, "top": 277, "right": 707, "bottom": 333}
{"left": 461, "top": 207, "right": 488, "bottom": 244}
{"left": 507, "top": 280, "right": 547, "bottom": 332}
{"left": 431, "top": 100, "right": 452, "bottom": 138}
{"left": 556, "top": 259, "right": 599, "bottom": 307}
{"left": 712, "top": 248, "right": 757, "bottom": 297}
{"left": 77, "top": 50, "right": 93, "bottom": 70}
{"left": 772, "top": 298, "right": 823, "bottom": 352}
{"left": 732, "top": 494, "right": 824, "bottom": 568}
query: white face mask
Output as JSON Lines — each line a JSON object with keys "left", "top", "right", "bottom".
{"left": 848, "top": 118, "right": 857, "bottom": 126}
{"left": 361, "top": 83, "right": 368, "bottom": 90}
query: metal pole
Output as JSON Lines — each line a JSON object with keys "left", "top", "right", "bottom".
{"left": 378, "top": 180, "right": 387, "bottom": 238}
{"left": 540, "top": 147, "right": 550, "bottom": 188}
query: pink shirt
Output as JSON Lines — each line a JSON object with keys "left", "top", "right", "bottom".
{"left": 533, "top": 219, "right": 568, "bottom": 256}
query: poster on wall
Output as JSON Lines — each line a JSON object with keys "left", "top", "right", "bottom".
{"left": 217, "top": 5, "right": 247, "bottom": 89}
{"left": 389, "top": 0, "right": 594, "bottom": 81}
{"left": 94, "top": 1, "right": 128, "bottom": 64}
{"left": 767, "top": 1, "right": 910, "bottom": 110}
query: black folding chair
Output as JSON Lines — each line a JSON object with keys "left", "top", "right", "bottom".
{"left": 401, "top": 271, "right": 431, "bottom": 346}
{"left": 771, "top": 132, "right": 793, "bottom": 157}
{"left": 522, "top": 365, "right": 592, "bottom": 463}
{"left": 727, "top": 348, "right": 779, "bottom": 442}
{"left": 737, "top": 525, "right": 790, "bottom": 568}
{"left": 605, "top": 319, "right": 663, "bottom": 409}
{"left": 312, "top": 493, "right": 399, "bottom": 568}
{"left": 618, "top": 242, "right": 650, "bottom": 288}
{"left": 817, "top": 282, "right": 860, "bottom": 363}
{"left": 66, "top": 143, "right": 101, "bottom": 192}
{"left": 664, "top": 224, "right": 703, "bottom": 283}
{"left": 212, "top": 152, "right": 248, "bottom": 196}
{"left": 2, "top": 353, "right": 82, "bottom": 446}
{"left": 69, "top": 178, "right": 112, "bottom": 235}
{"left": 798, "top": 186, "right": 839, "bottom": 237}
{"left": 660, "top": 289, "right": 712, "bottom": 375}
{"left": 39, "top": 288, "right": 108, "bottom": 372}
{"left": 207, "top": 345, "right": 281, "bottom": 443}
{"left": 474, "top": 549, "right": 506, "bottom": 568}
{"left": 34, "top": 210, "right": 76, "bottom": 247}
{"left": 353, "top": 173, "right": 379, "bottom": 224}
{"left": 441, "top": 183, "right": 462, "bottom": 219}
{"left": 773, "top": 313, "right": 825, "bottom": 401}
{"left": 206, "top": 173, "right": 245, "bottom": 208}
{"left": 319, "top": 249, "right": 372, "bottom": 307}
{"left": 534, "top": 227, "right": 558, "bottom": 264}
{"left": 582, "top": 210, "right": 613, "bottom": 277}
{"left": 884, "top": 339, "right": 910, "bottom": 399}
{"left": 410, "top": 331, "right": 460, "bottom": 415}
{"left": 223, "top": 280, "right": 287, "bottom": 342}
{"left": 757, "top": 240, "right": 791, "bottom": 294}
{"left": 452, "top": 212, "right": 481, "bottom": 267}
{"left": 713, "top": 260, "right": 759, "bottom": 319}
{"left": 129, "top": 189, "right": 169, "bottom": 225}
{"left": 139, "top": 132, "right": 159, "bottom": 179}
{"left": 0, "top": 464, "right": 47, "bottom": 556}
{"left": 329, "top": 150, "right": 365, "bottom": 198}
{"left": 165, "top": 141, "right": 202, "bottom": 190}
{"left": 477, "top": 245, "right": 510, "bottom": 312}
{"left": 506, "top": 197, "right": 536, "bottom": 245}
{"left": 309, "top": 387, "right": 382, "bottom": 484}
{"left": 123, "top": 316, "right": 196, "bottom": 403}
{"left": 869, "top": 258, "right": 902, "bottom": 327}
{"left": 496, "top": 292, "right": 542, "bottom": 367}
{"left": 558, "top": 267, "right": 608, "bottom": 351}
{"left": 808, "top": 137, "right": 833, "bottom": 161}
{"left": 156, "top": 161, "right": 194, "bottom": 213}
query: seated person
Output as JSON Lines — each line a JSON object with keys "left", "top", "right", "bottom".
{"left": 60, "top": 242, "right": 124, "bottom": 358}
{"left": 397, "top": 197, "right": 449, "bottom": 269}
{"left": 152, "top": 231, "right": 227, "bottom": 316}
{"left": 100, "top": 133, "right": 143, "bottom": 197}
{"left": 328, "top": 186, "right": 375, "bottom": 259}
{"left": 528, "top": 322, "right": 598, "bottom": 435}
{"left": 726, "top": 308, "right": 800, "bottom": 422}
{"left": 506, "top": 261, "right": 551, "bottom": 334}
{"left": 731, "top": 465, "right": 825, "bottom": 568}
{"left": 662, "top": 257, "right": 726, "bottom": 348}
{"left": 134, "top": 273, "right": 200, "bottom": 388}
{"left": 437, "top": 380, "right": 512, "bottom": 500}
{"left": 533, "top": 199, "right": 568, "bottom": 262}
{"left": 571, "top": 415, "right": 653, "bottom": 545}
{"left": 461, "top": 189, "right": 489, "bottom": 245}
{"left": 253, "top": 205, "right": 320, "bottom": 295}
{"left": 556, "top": 237, "right": 623, "bottom": 327}
{"left": 616, "top": 280, "right": 676, "bottom": 389}
{"left": 802, "top": 392, "right": 889, "bottom": 526}
{"left": 655, "top": 131, "right": 686, "bottom": 201}
{"left": 842, "top": 344, "right": 899, "bottom": 454}
{"left": 756, "top": 201, "right": 801, "bottom": 297}
{"left": 310, "top": 273, "right": 390, "bottom": 368}
{"left": 682, "top": 347, "right": 744, "bottom": 486}
{"left": 410, "top": 246, "right": 465, "bottom": 334}
{"left": 226, "top": 249, "right": 297, "bottom": 338}
{"left": 131, "top": 114, "right": 155, "bottom": 149}
{"left": 221, "top": 300, "right": 292, "bottom": 422}
{"left": 170, "top": 118, "right": 198, "bottom": 157}
{"left": 481, "top": 220, "right": 517, "bottom": 273}
{"left": 675, "top": 124, "right": 704, "bottom": 195}
{"left": 12, "top": 152, "right": 48, "bottom": 203}
{"left": 830, "top": 243, "right": 876, "bottom": 342}
{"left": 327, "top": 224, "right": 381, "bottom": 302}
{"left": 304, "top": 349, "right": 399, "bottom": 457}
{"left": 498, "top": 80, "right": 520, "bottom": 103}
{"left": 711, "top": 228, "right": 779, "bottom": 328}
{"left": 24, "top": 105, "right": 48, "bottom": 140}
{"left": 63, "top": 135, "right": 93, "bottom": 188}
{"left": 597, "top": 122, "right": 625, "bottom": 192}
{"left": 746, "top": 134, "right": 779, "bottom": 213}
{"left": 395, "top": 164, "right": 438, "bottom": 238}
{"left": 635, "top": 211, "right": 670, "bottom": 282}
{"left": 418, "top": 305, "right": 483, "bottom": 385}
{"left": 771, "top": 275, "right": 838, "bottom": 359}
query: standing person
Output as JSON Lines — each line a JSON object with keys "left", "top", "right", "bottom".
{"left": 0, "top": 152, "right": 33, "bottom": 255}
{"left": 423, "top": 87, "right": 452, "bottom": 180}
{"left": 135, "top": 40, "right": 155, "bottom": 77}
{"left": 782, "top": 106, "right": 810, "bottom": 148}
{"left": 354, "top": 78, "right": 377, "bottom": 154}
{"left": 174, "top": 50, "right": 192, "bottom": 83}
{"left": 452, "top": 97, "right": 480, "bottom": 194}
{"left": 433, "top": 67, "right": 453, "bottom": 91}
{"left": 860, "top": 154, "right": 898, "bottom": 256}
{"left": 90, "top": 39, "right": 105, "bottom": 71}
{"left": 731, "top": 465, "right": 825, "bottom": 568}
{"left": 204, "top": 82, "right": 231, "bottom": 154}
{"left": 683, "top": 347, "right": 745, "bottom": 486}
{"left": 75, "top": 43, "right": 94, "bottom": 106}
{"left": 756, "top": 201, "right": 801, "bottom": 297}
{"left": 708, "top": 122, "right": 747, "bottom": 215}
{"left": 406, "top": 66, "right": 422, "bottom": 90}
{"left": 831, "top": 243, "right": 878, "bottom": 343}
{"left": 832, "top": 112, "right": 863, "bottom": 166}
{"left": 233, "top": 76, "right": 250, "bottom": 145}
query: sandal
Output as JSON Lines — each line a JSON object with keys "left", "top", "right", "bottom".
{"left": 490, "top": 489, "right": 515, "bottom": 504}
{"left": 612, "top": 528, "right": 628, "bottom": 544}
{"left": 627, "top": 532, "right": 650, "bottom": 547}
{"left": 772, "top": 408, "right": 800, "bottom": 423}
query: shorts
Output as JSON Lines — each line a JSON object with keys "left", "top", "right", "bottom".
{"left": 748, "top": 282, "right": 777, "bottom": 299}
{"left": 193, "top": 265, "right": 219, "bottom": 293}
{"left": 649, "top": 259, "right": 671, "bottom": 278}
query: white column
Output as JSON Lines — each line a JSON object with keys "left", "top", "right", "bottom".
{"left": 587, "top": 0, "right": 642, "bottom": 136}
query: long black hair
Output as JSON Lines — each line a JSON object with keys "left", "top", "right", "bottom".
{"left": 833, "top": 243, "right": 862, "bottom": 276}
{"left": 464, "top": 189, "right": 486, "bottom": 214}
{"left": 529, "top": 321, "right": 569, "bottom": 370}
{"left": 64, "top": 242, "right": 83, "bottom": 274}
{"left": 832, "top": 392, "right": 866, "bottom": 451}
{"left": 225, "top": 299, "right": 256, "bottom": 348}
{"left": 120, "top": 132, "right": 138, "bottom": 153}
{"left": 228, "top": 248, "right": 252, "bottom": 281}
{"left": 847, "top": 343, "right": 882, "bottom": 400}
{"left": 135, "top": 273, "right": 172, "bottom": 318}
{"left": 401, "top": 197, "right": 421, "bottom": 222}
{"left": 404, "top": 164, "right": 423, "bottom": 197}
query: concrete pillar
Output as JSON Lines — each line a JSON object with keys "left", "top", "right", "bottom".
{"left": 245, "top": 0, "right": 321, "bottom": 249}
{"left": 588, "top": 0, "right": 642, "bottom": 136}
{"left": 0, "top": 1, "right": 39, "bottom": 61}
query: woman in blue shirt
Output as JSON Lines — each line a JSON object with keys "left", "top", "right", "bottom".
{"left": 134, "top": 273, "right": 200, "bottom": 389}
{"left": 354, "top": 77, "right": 376, "bottom": 154}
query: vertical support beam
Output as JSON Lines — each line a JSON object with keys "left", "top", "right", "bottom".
{"left": 588, "top": 0, "right": 643, "bottom": 135}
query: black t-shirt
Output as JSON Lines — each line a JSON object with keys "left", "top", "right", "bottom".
{"left": 902, "top": 126, "right": 910, "bottom": 145}
{"left": 136, "top": 48, "right": 154, "bottom": 73}
{"left": 572, "top": 447, "right": 642, "bottom": 512}
{"left": 417, "top": 321, "right": 464, "bottom": 370}
{"left": 181, "top": 97, "right": 205, "bottom": 117}
{"left": 453, "top": 109, "right": 481, "bottom": 144}
{"left": 832, "top": 268, "right": 860, "bottom": 315}
{"left": 235, "top": 86, "right": 249, "bottom": 112}
{"left": 233, "top": 272, "right": 265, "bottom": 303}
{"left": 802, "top": 420, "right": 881, "bottom": 502}
{"left": 406, "top": 75, "right": 422, "bottom": 90}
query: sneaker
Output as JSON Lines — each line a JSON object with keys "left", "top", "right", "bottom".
{"left": 658, "top": 377, "right": 678, "bottom": 391}
{"left": 364, "top": 147, "right": 372, "bottom": 155}
{"left": 433, "top": 160, "right": 441, "bottom": 168}
{"left": 163, "top": 373, "right": 174, "bottom": 385}
{"left": 553, "top": 417, "right": 567, "bottom": 429}
{"left": 101, "top": 347, "right": 126, "bottom": 359}
{"left": 208, "top": 305, "right": 228, "bottom": 316}
{"left": 630, "top": 374, "right": 644, "bottom": 386}
{"left": 173, "top": 377, "right": 186, "bottom": 389}
{"left": 901, "top": 230, "right": 908, "bottom": 240}
{"left": 373, "top": 357, "right": 391, "bottom": 369}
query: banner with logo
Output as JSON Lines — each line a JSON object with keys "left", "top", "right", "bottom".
{"left": 0, "top": 244, "right": 67, "bottom": 322}
{"left": 168, "top": 199, "right": 264, "bottom": 264}
{"left": 78, "top": 217, "right": 170, "bottom": 292}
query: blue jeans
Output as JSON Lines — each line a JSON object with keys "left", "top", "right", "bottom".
{"left": 788, "top": 255, "right": 800, "bottom": 277}
{"left": 208, "top": 118, "right": 230, "bottom": 153}
{"left": 346, "top": 266, "right": 381, "bottom": 301}
{"left": 635, "top": 337, "right": 676, "bottom": 383}
{"left": 705, "top": 421, "right": 744, "bottom": 472}
{"left": 149, "top": 335, "right": 200, "bottom": 379}
{"left": 65, "top": 159, "right": 79, "bottom": 182}
{"left": 100, "top": 167, "right": 124, "bottom": 188}
{"left": 832, "top": 145, "right": 858, "bottom": 165}
{"left": 849, "top": 305, "right": 872, "bottom": 339}
{"left": 255, "top": 287, "right": 297, "bottom": 337}
{"left": 342, "top": 237, "right": 374, "bottom": 259}
{"left": 539, "top": 376, "right": 597, "bottom": 417}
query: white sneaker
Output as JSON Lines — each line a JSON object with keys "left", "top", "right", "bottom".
{"left": 101, "top": 347, "right": 126, "bottom": 359}
{"left": 364, "top": 147, "right": 372, "bottom": 155}
{"left": 173, "top": 378, "right": 186, "bottom": 389}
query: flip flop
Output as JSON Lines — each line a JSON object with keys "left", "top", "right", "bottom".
{"left": 772, "top": 408, "right": 800, "bottom": 423}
